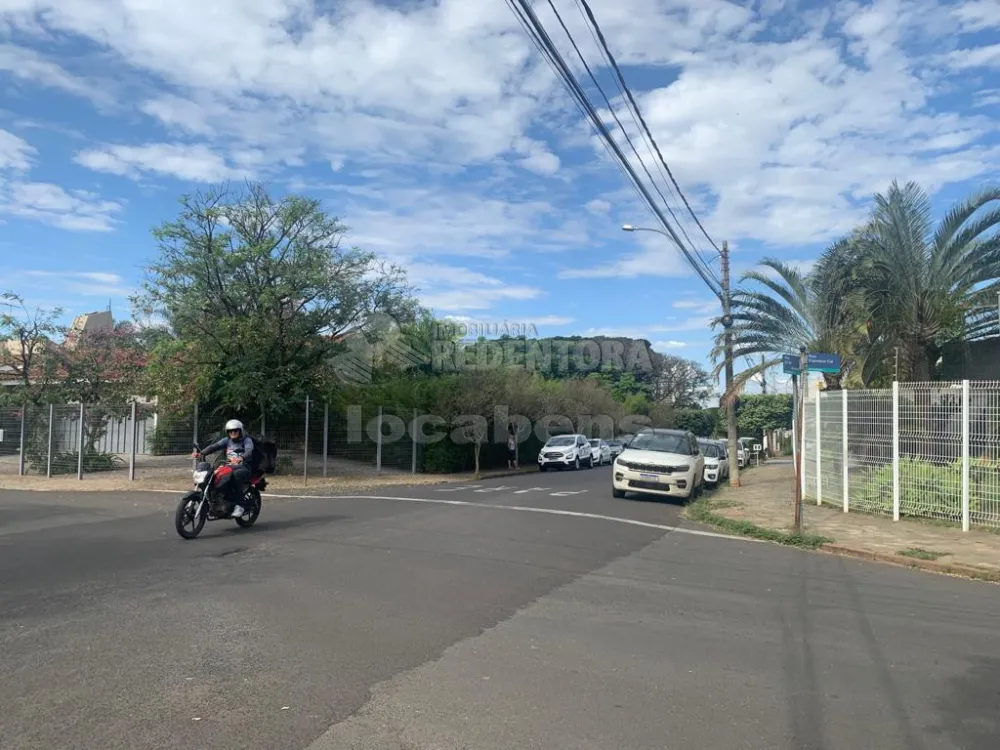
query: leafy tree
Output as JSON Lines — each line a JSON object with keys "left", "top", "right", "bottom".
{"left": 852, "top": 180, "right": 1000, "bottom": 382}
{"left": 0, "top": 292, "right": 64, "bottom": 405}
{"left": 674, "top": 408, "right": 716, "bottom": 437}
{"left": 133, "top": 183, "right": 417, "bottom": 416}
{"left": 712, "top": 237, "right": 867, "bottom": 398}
{"left": 649, "top": 353, "right": 712, "bottom": 408}
{"left": 735, "top": 394, "right": 793, "bottom": 439}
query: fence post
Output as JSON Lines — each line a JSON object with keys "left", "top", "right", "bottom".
{"left": 129, "top": 400, "right": 137, "bottom": 482}
{"left": 892, "top": 381, "right": 900, "bottom": 522}
{"left": 322, "top": 402, "right": 329, "bottom": 478}
{"left": 192, "top": 401, "right": 199, "bottom": 469}
{"left": 303, "top": 396, "right": 310, "bottom": 482}
{"left": 815, "top": 390, "right": 822, "bottom": 506}
{"left": 46, "top": 403, "right": 54, "bottom": 478}
{"left": 17, "top": 402, "right": 26, "bottom": 476}
{"left": 376, "top": 406, "right": 383, "bottom": 473}
{"left": 842, "top": 389, "right": 849, "bottom": 513}
{"left": 962, "top": 379, "right": 970, "bottom": 532}
{"left": 800, "top": 392, "right": 807, "bottom": 500}
{"left": 411, "top": 407, "right": 418, "bottom": 474}
{"left": 77, "top": 402, "right": 85, "bottom": 480}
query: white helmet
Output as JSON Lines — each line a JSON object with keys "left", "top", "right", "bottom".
{"left": 225, "top": 419, "right": 244, "bottom": 433}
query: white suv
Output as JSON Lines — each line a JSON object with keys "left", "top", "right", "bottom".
{"left": 538, "top": 434, "right": 594, "bottom": 471}
{"left": 612, "top": 428, "right": 705, "bottom": 500}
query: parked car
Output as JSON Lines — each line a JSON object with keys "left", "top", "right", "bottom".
{"left": 538, "top": 434, "right": 594, "bottom": 471}
{"left": 606, "top": 438, "right": 625, "bottom": 460}
{"left": 612, "top": 428, "right": 705, "bottom": 501}
{"left": 589, "top": 438, "right": 612, "bottom": 465}
{"left": 698, "top": 438, "right": 729, "bottom": 486}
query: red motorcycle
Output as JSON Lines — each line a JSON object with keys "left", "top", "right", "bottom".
{"left": 174, "top": 444, "right": 268, "bottom": 539}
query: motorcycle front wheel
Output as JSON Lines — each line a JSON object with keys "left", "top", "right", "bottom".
{"left": 175, "top": 496, "right": 206, "bottom": 539}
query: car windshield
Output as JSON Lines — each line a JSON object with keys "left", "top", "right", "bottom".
{"left": 627, "top": 432, "right": 689, "bottom": 454}
{"left": 546, "top": 436, "right": 576, "bottom": 447}
{"left": 702, "top": 444, "right": 721, "bottom": 458}
{"left": 589, "top": 439, "right": 600, "bottom": 446}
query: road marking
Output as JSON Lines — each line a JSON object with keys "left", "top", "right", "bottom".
{"left": 222, "top": 491, "right": 763, "bottom": 543}
{"left": 512, "top": 487, "right": 549, "bottom": 494}
{"left": 550, "top": 490, "right": 587, "bottom": 497}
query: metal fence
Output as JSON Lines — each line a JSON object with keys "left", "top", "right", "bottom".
{"left": 0, "top": 399, "right": 537, "bottom": 482}
{"left": 801, "top": 381, "right": 1000, "bottom": 530}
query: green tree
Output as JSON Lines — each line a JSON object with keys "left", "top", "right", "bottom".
{"left": 0, "top": 292, "right": 65, "bottom": 406}
{"left": 735, "top": 394, "right": 793, "bottom": 439}
{"left": 852, "top": 180, "right": 1000, "bottom": 382}
{"left": 712, "top": 237, "right": 867, "bottom": 398}
{"left": 133, "top": 183, "right": 417, "bottom": 415}
{"left": 649, "top": 353, "right": 712, "bottom": 407}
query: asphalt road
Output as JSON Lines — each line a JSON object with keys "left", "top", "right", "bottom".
{"left": 2, "top": 465, "right": 999, "bottom": 749}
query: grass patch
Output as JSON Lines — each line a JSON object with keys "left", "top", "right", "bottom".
{"left": 897, "top": 547, "right": 949, "bottom": 561}
{"left": 685, "top": 496, "right": 832, "bottom": 550}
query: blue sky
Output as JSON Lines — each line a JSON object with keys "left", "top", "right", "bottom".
{"left": 1, "top": 0, "right": 998, "bottom": 396}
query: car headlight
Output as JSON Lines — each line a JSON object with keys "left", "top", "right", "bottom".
{"left": 193, "top": 470, "right": 209, "bottom": 483}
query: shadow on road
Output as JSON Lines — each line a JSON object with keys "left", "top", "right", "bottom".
{"left": 227, "top": 514, "right": 351, "bottom": 533}
{"left": 932, "top": 656, "right": 1000, "bottom": 748}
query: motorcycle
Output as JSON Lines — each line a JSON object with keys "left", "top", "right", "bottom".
{"left": 174, "top": 444, "right": 267, "bottom": 539}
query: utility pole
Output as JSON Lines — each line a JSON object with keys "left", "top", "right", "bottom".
{"left": 720, "top": 241, "right": 740, "bottom": 488}
{"left": 794, "top": 346, "right": 807, "bottom": 531}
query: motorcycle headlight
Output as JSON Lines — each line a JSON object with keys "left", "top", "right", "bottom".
{"left": 193, "top": 470, "right": 209, "bottom": 484}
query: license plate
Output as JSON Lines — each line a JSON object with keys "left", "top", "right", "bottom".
{"left": 639, "top": 473, "right": 660, "bottom": 481}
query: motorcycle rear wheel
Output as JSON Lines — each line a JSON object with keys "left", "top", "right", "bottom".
{"left": 175, "top": 496, "right": 206, "bottom": 539}
{"left": 235, "top": 490, "right": 261, "bottom": 528}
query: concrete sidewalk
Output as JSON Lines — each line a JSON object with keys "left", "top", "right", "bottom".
{"left": 705, "top": 459, "right": 1000, "bottom": 579}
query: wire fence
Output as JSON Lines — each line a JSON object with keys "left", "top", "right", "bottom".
{"left": 0, "top": 399, "right": 545, "bottom": 482}
{"left": 801, "top": 380, "right": 1000, "bottom": 530}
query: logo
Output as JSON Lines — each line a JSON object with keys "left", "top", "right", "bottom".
{"left": 329, "top": 313, "right": 431, "bottom": 385}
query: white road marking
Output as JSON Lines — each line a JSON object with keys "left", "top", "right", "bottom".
{"left": 208, "top": 491, "right": 762, "bottom": 543}
{"left": 512, "top": 487, "right": 549, "bottom": 494}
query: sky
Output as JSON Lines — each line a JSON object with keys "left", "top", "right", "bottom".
{"left": 0, "top": 0, "right": 998, "bottom": 396}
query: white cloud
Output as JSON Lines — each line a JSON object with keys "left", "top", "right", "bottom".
{"left": 561, "top": 228, "right": 697, "bottom": 279}
{"left": 672, "top": 299, "right": 718, "bottom": 313}
{"left": 652, "top": 340, "right": 688, "bottom": 350}
{"left": 945, "top": 44, "right": 1000, "bottom": 71}
{"left": 0, "top": 129, "right": 35, "bottom": 170}
{"left": 953, "top": 1, "right": 1000, "bottom": 32}
{"left": 0, "top": 131, "right": 122, "bottom": 230}
{"left": 0, "top": 43, "right": 115, "bottom": 107}
{"left": 12, "top": 270, "right": 133, "bottom": 297}
{"left": 75, "top": 143, "right": 245, "bottom": 182}
{"left": 421, "top": 285, "right": 541, "bottom": 312}
{"left": 585, "top": 199, "right": 612, "bottom": 214}
{"left": 531, "top": 315, "right": 575, "bottom": 326}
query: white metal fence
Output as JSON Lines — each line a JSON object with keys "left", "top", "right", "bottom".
{"left": 801, "top": 381, "right": 1000, "bottom": 530}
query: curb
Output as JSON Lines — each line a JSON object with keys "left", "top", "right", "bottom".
{"left": 819, "top": 543, "right": 1000, "bottom": 583}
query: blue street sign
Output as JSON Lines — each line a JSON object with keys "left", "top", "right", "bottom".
{"left": 782, "top": 352, "right": 841, "bottom": 375}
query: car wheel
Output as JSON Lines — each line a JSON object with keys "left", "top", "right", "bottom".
{"left": 587, "top": 456, "right": 594, "bottom": 469}
{"left": 539, "top": 464, "right": 547, "bottom": 472}
{"left": 574, "top": 456, "right": 580, "bottom": 470}
{"left": 612, "top": 487, "right": 626, "bottom": 499}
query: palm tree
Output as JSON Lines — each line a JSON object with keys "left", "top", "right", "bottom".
{"left": 853, "top": 180, "right": 1000, "bottom": 382}
{"left": 711, "top": 238, "right": 867, "bottom": 399}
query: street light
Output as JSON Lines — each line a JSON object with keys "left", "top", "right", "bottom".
{"left": 621, "top": 223, "right": 739, "bottom": 487}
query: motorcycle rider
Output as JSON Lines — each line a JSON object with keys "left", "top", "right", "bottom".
{"left": 192, "top": 419, "right": 255, "bottom": 518}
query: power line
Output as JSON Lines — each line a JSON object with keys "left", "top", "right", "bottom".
{"left": 574, "top": 0, "right": 721, "bottom": 257}
{"left": 569, "top": 0, "right": 719, "bottom": 284}
{"left": 505, "top": 0, "right": 722, "bottom": 298}
{"left": 543, "top": 0, "right": 718, "bottom": 288}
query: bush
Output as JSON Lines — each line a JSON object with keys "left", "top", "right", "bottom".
{"left": 853, "top": 456, "right": 1000, "bottom": 519}
{"left": 30, "top": 450, "right": 126, "bottom": 474}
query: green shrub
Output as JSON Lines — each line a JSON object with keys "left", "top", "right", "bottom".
{"left": 853, "top": 456, "right": 1000, "bottom": 519}
{"left": 30, "top": 450, "right": 126, "bottom": 474}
